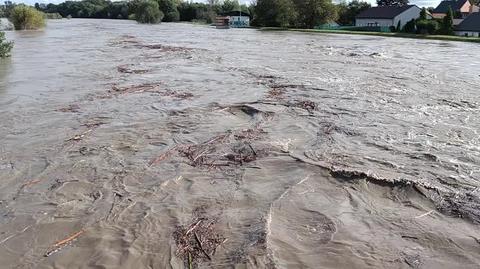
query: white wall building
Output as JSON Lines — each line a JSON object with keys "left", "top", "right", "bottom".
{"left": 356, "top": 5, "right": 429, "bottom": 29}
{"left": 224, "top": 11, "right": 250, "bottom": 28}
{"left": 455, "top": 12, "right": 480, "bottom": 37}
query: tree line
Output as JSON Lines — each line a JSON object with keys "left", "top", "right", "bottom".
{"left": 1, "top": 0, "right": 373, "bottom": 27}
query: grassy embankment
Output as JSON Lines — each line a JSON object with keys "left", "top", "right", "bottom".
{"left": 260, "top": 27, "right": 480, "bottom": 43}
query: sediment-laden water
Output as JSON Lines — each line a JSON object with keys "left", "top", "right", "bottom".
{"left": 1, "top": 19, "right": 480, "bottom": 268}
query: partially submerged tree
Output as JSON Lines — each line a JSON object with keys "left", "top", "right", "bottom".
{"left": 376, "top": 0, "right": 409, "bottom": 6}
{"left": 8, "top": 5, "right": 45, "bottom": 30}
{"left": 135, "top": 0, "right": 164, "bottom": 23}
{"left": 0, "top": 31, "right": 13, "bottom": 58}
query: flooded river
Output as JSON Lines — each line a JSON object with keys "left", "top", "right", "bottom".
{"left": 1, "top": 19, "right": 480, "bottom": 268}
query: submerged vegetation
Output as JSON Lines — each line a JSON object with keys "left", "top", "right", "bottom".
{"left": 8, "top": 5, "right": 45, "bottom": 30}
{"left": 0, "top": 31, "right": 13, "bottom": 57}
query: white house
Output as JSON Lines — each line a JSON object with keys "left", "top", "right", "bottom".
{"left": 224, "top": 11, "right": 250, "bottom": 28}
{"left": 355, "top": 5, "right": 429, "bottom": 29}
{"left": 455, "top": 12, "right": 480, "bottom": 36}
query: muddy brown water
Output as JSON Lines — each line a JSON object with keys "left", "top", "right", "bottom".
{"left": 1, "top": 19, "right": 480, "bottom": 268}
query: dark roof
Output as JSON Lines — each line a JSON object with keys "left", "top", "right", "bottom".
{"left": 432, "top": 0, "right": 468, "bottom": 13}
{"left": 222, "top": 11, "right": 250, "bottom": 17}
{"left": 356, "top": 5, "right": 416, "bottom": 19}
{"left": 456, "top": 12, "right": 480, "bottom": 31}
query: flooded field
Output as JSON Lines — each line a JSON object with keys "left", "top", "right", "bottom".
{"left": 1, "top": 19, "right": 480, "bottom": 268}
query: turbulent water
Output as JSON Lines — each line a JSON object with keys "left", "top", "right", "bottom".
{"left": 1, "top": 19, "right": 480, "bottom": 269}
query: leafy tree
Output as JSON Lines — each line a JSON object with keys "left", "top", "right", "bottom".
{"left": 1, "top": 1, "right": 15, "bottom": 18}
{"left": 177, "top": 2, "right": 209, "bottom": 21}
{"left": 416, "top": 19, "right": 438, "bottom": 34}
{"left": 293, "top": 0, "right": 337, "bottom": 28}
{"left": 135, "top": 0, "right": 163, "bottom": 23}
{"left": 8, "top": 5, "right": 45, "bottom": 30}
{"left": 157, "top": 0, "right": 179, "bottom": 22}
{"left": 0, "top": 30, "right": 13, "bottom": 57}
{"left": 440, "top": 7, "right": 453, "bottom": 34}
{"left": 220, "top": 0, "right": 239, "bottom": 13}
{"left": 337, "top": 0, "right": 371, "bottom": 26}
{"left": 376, "top": 0, "right": 409, "bottom": 6}
{"left": 402, "top": 18, "right": 415, "bottom": 33}
{"left": 396, "top": 20, "right": 401, "bottom": 31}
{"left": 253, "top": 0, "right": 297, "bottom": 27}
{"left": 419, "top": 7, "right": 427, "bottom": 20}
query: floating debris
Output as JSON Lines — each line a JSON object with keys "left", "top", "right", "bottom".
{"left": 56, "top": 104, "right": 81, "bottom": 113}
{"left": 117, "top": 64, "right": 150, "bottom": 74}
{"left": 44, "top": 230, "right": 85, "bottom": 257}
{"left": 108, "top": 83, "right": 163, "bottom": 95}
{"left": 173, "top": 217, "right": 225, "bottom": 267}
{"left": 295, "top": 100, "right": 317, "bottom": 112}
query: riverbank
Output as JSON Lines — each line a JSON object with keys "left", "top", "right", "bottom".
{"left": 260, "top": 27, "right": 480, "bottom": 43}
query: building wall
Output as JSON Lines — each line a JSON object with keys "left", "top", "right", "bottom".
{"left": 393, "top": 6, "right": 422, "bottom": 28}
{"left": 460, "top": 1, "right": 472, "bottom": 13}
{"left": 455, "top": 31, "right": 480, "bottom": 37}
{"left": 229, "top": 16, "right": 250, "bottom": 27}
{"left": 355, "top": 7, "right": 423, "bottom": 28}
{"left": 355, "top": 18, "right": 393, "bottom": 27}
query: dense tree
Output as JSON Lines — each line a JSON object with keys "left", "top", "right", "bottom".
{"left": 1, "top": 1, "right": 15, "bottom": 18}
{"left": 337, "top": 0, "right": 371, "bottom": 26}
{"left": 439, "top": 7, "right": 453, "bottom": 34}
{"left": 253, "top": 0, "right": 297, "bottom": 27}
{"left": 220, "top": 0, "right": 239, "bottom": 13}
{"left": 9, "top": 5, "right": 45, "bottom": 30}
{"left": 0, "top": 31, "right": 13, "bottom": 57}
{"left": 419, "top": 7, "right": 427, "bottom": 20}
{"left": 177, "top": 2, "right": 209, "bottom": 22}
{"left": 156, "top": 0, "right": 179, "bottom": 22}
{"left": 135, "top": 0, "right": 163, "bottom": 23}
{"left": 376, "top": 0, "right": 409, "bottom": 6}
{"left": 293, "top": 0, "right": 337, "bottom": 28}
{"left": 416, "top": 19, "right": 438, "bottom": 34}
{"left": 402, "top": 18, "right": 415, "bottom": 33}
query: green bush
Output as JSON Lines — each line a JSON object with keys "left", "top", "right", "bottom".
{"left": 9, "top": 5, "right": 46, "bottom": 30}
{"left": 402, "top": 19, "right": 416, "bottom": 33}
{"left": 45, "top": 12, "right": 63, "bottom": 19}
{"left": 0, "top": 31, "right": 13, "bottom": 58}
{"left": 135, "top": 0, "right": 164, "bottom": 24}
{"left": 416, "top": 19, "right": 438, "bottom": 34}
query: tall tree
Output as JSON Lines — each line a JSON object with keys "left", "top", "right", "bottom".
{"left": 253, "top": 0, "right": 297, "bottom": 27}
{"left": 376, "top": 0, "right": 409, "bottom": 6}
{"left": 293, "top": 0, "right": 337, "bottom": 28}
{"left": 440, "top": 6, "right": 453, "bottom": 34}
{"left": 220, "top": 0, "right": 239, "bottom": 13}
{"left": 135, "top": 0, "right": 163, "bottom": 23}
{"left": 337, "top": 0, "right": 371, "bottom": 26}
{"left": 419, "top": 7, "right": 427, "bottom": 20}
{"left": 156, "top": 0, "right": 179, "bottom": 22}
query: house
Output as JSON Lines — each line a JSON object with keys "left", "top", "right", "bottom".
{"left": 455, "top": 12, "right": 480, "bottom": 36}
{"left": 431, "top": 0, "right": 479, "bottom": 19}
{"left": 356, "top": 5, "right": 429, "bottom": 29}
{"left": 223, "top": 11, "right": 250, "bottom": 28}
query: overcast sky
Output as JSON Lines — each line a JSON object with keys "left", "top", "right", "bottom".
{"left": 10, "top": 0, "right": 443, "bottom": 9}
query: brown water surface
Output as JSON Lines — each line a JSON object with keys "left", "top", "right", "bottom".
{"left": 1, "top": 19, "right": 480, "bottom": 268}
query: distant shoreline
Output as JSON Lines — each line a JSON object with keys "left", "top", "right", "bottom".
{"left": 260, "top": 27, "right": 480, "bottom": 44}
